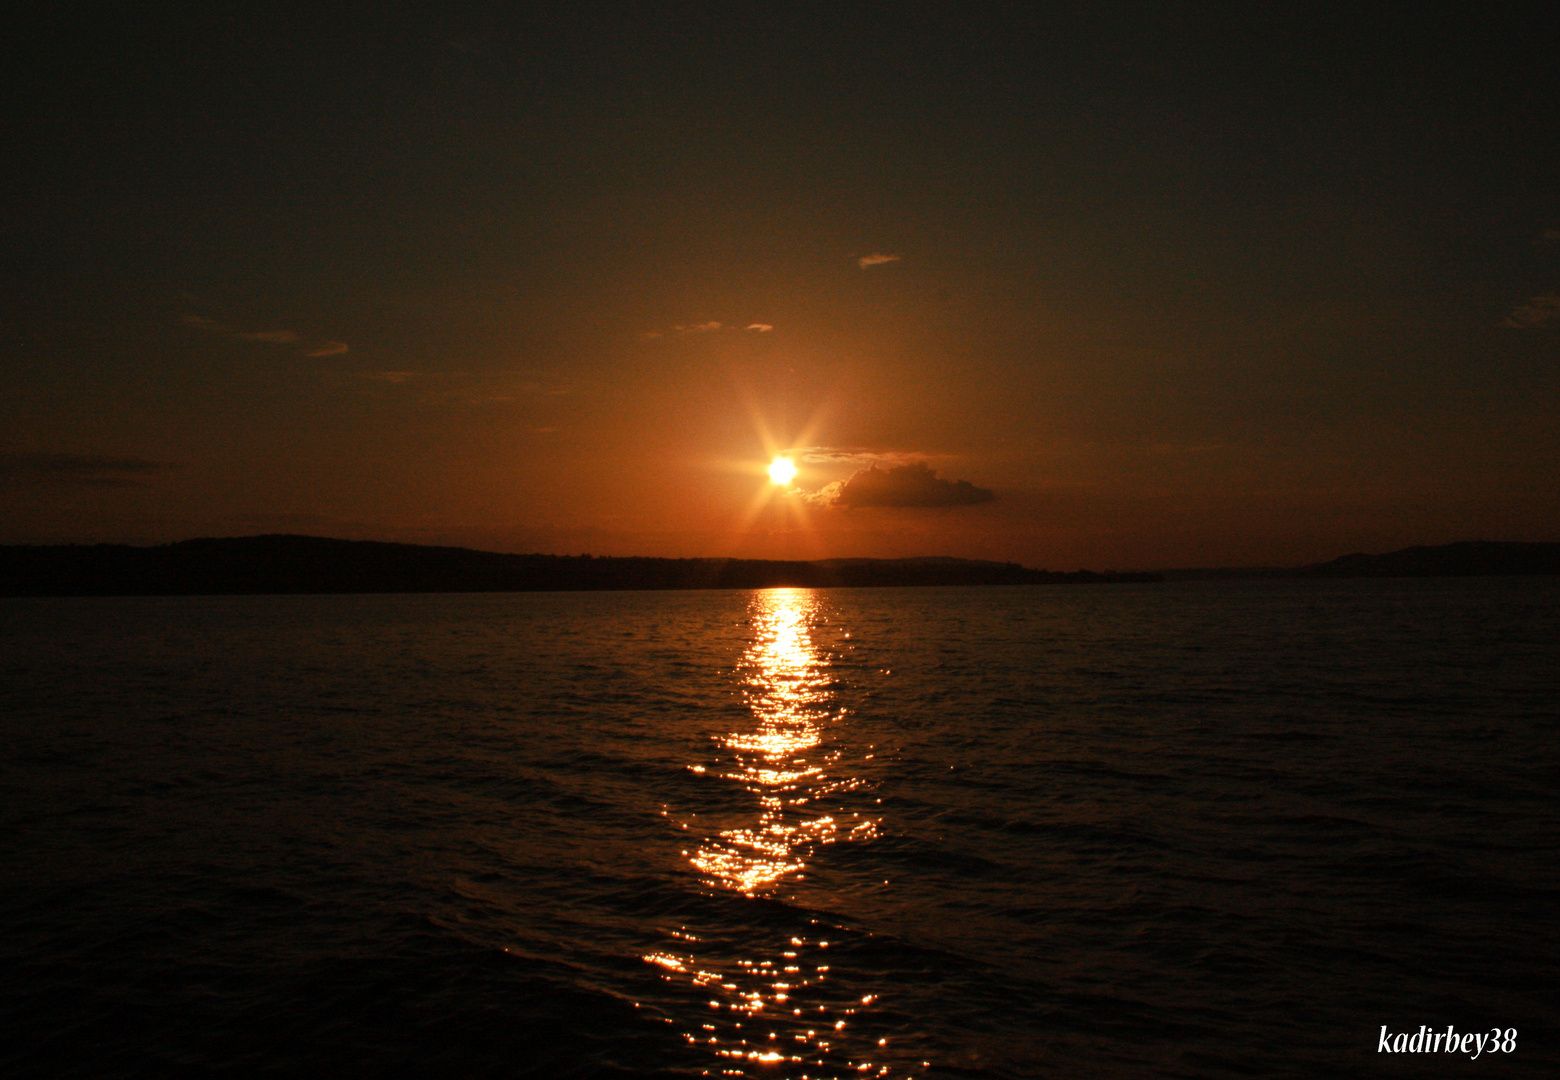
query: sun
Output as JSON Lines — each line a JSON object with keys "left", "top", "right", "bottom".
{"left": 767, "top": 456, "right": 797, "bottom": 485}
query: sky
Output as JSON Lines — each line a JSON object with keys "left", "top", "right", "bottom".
{"left": 2, "top": 5, "right": 1557, "bottom": 569}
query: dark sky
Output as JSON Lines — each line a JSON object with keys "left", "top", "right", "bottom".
{"left": 4, "top": 5, "right": 1557, "bottom": 567}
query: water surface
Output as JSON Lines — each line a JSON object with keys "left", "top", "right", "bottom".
{"left": 3, "top": 579, "right": 1557, "bottom": 1077}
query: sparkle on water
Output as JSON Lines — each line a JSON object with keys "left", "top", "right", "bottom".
{"left": 644, "top": 589, "right": 898, "bottom": 1079}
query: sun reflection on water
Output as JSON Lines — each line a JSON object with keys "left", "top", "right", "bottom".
{"left": 644, "top": 589, "right": 911, "bottom": 1079}
{"left": 694, "top": 588, "right": 854, "bottom": 894}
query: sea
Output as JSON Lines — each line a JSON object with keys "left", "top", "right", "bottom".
{"left": 2, "top": 579, "right": 1557, "bottom": 1078}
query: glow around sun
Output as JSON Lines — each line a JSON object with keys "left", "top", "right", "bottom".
{"left": 768, "top": 456, "right": 797, "bottom": 485}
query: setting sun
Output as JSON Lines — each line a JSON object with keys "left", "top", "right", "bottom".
{"left": 768, "top": 457, "right": 797, "bottom": 485}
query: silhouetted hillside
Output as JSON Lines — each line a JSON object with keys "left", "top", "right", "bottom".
{"left": 0, "top": 535, "right": 1161, "bottom": 597}
{"left": 1301, "top": 541, "right": 1560, "bottom": 577}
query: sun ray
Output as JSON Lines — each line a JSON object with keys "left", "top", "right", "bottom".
{"left": 716, "top": 370, "right": 838, "bottom": 557}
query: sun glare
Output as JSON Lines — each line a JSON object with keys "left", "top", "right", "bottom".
{"left": 768, "top": 456, "right": 797, "bottom": 485}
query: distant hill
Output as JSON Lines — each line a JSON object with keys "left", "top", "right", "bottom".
{"left": 1301, "top": 541, "right": 1560, "bottom": 577}
{"left": 0, "top": 535, "right": 1161, "bottom": 597}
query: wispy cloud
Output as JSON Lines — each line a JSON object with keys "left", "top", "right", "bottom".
{"left": 183, "top": 314, "right": 296, "bottom": 343}
{"left": 1504, "top": 295, "right": 1560, "bottom": 327}
{"left": 0, "top": 450, "right": 177, "bottom": 487}
{"left": 641, "top": 320, "right": 776, "bottom": 340}
{"left": 182, "top": 313, "right": 347, "bottom": 356}
{"left": 857, "top": 253, "right": 900, "bottom": 269}
{"left": 790, "top": 446, "right": 924, "bottom": 468}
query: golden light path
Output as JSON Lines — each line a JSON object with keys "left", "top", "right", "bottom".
{"left": 644, "top": 589, "right": 911, "bottom": 1079}
{"left": 695, "top": 590, "right": 832, "bottom": 895}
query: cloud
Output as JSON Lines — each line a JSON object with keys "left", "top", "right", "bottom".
{"left": 182, "top": 313, "right": 346, "bottom": 355}
{"left": 358, "top": 370, "right": 417, "bottom": 383}
{"left": 790, "top": 446, "right": 924, "bottom": 468}
{"left": 1537, "top": 230, "right": 1560, "bottom": 245}
{"left": 815, "top": 461, "right": 995, "bottom": 508}
{"left": 642, "top": 321, "right": 775, "bottom": 339}
{"left": 857, "top": 253, "right": 900, "bottom": 269}
{"left": 0, "top": 450, "right": 177, "bottom": 487}
{"left": 1505, "top": 295, "right": 1560, "bottom": 327}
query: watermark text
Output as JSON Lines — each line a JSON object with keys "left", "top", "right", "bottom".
{"left": 1377, "top": 1026, "right": 1517, "bottom": 1058}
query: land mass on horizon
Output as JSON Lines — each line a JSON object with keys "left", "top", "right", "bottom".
{"left": 0, "top": 535, "right": 1160, "bottom": 597}
{"left": 1, "top": 537, "right": 1557, "bottom": 598}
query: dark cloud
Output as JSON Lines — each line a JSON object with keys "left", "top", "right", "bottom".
{"left": 832, "top": 461, "right": 994, "bottom": 508}
{"left": 0, "top": 451, "right": 177, "bottom": 487}
{"left": 1504, "top": 295, "right": 1560, "bottom": 328}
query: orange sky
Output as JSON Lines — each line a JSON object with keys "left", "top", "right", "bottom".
{"left": 3, "top": 8, "right": 1557, "bottom": 568}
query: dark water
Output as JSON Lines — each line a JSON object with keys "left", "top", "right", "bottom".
{"left": 3, "top": 580, "right": 1557, "bottom": 1078}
